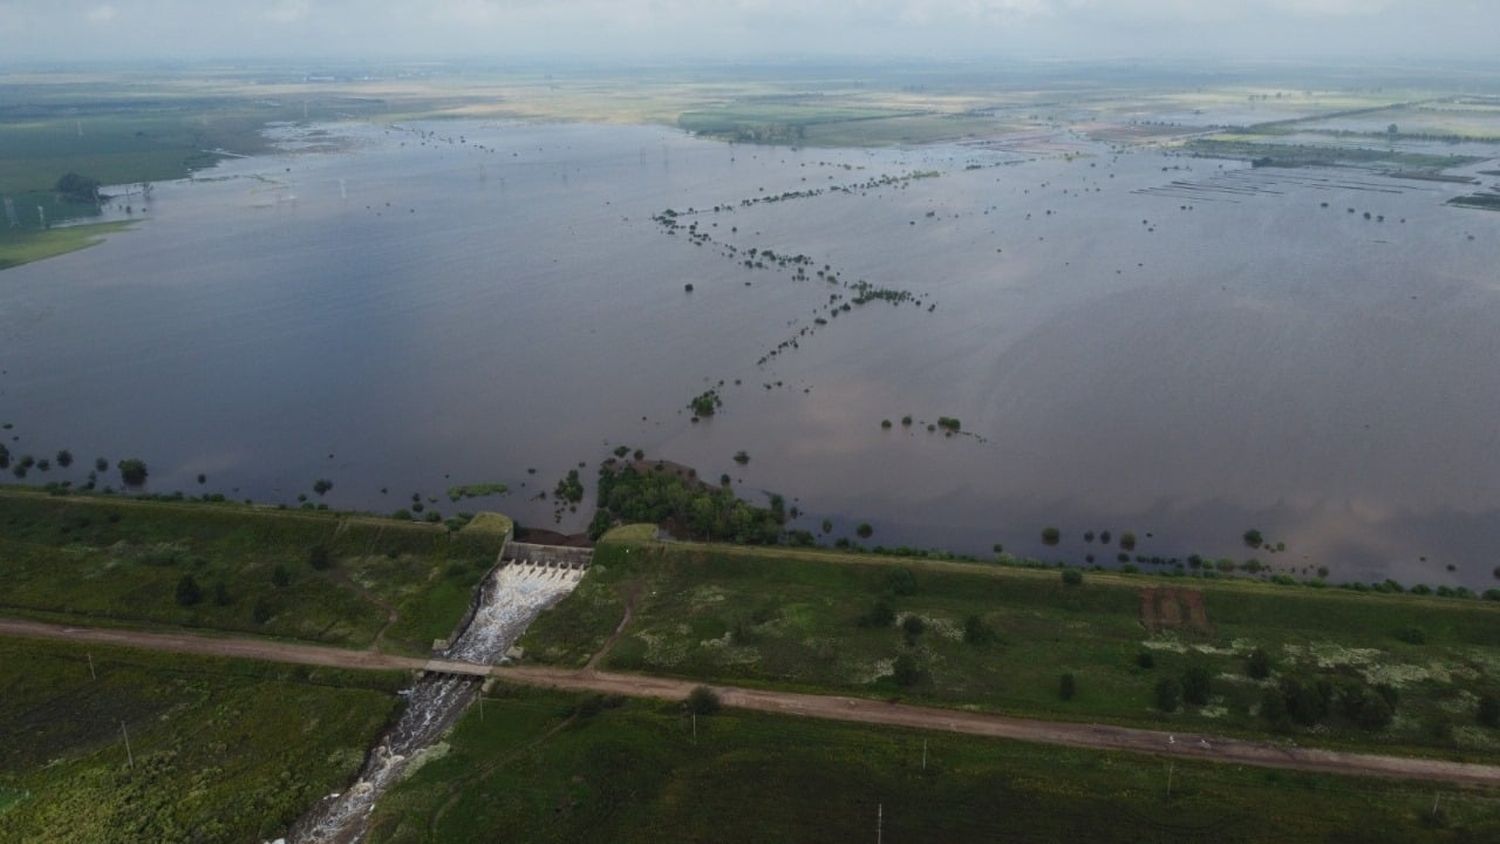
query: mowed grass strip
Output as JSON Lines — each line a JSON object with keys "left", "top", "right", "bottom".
{"left": 0, "top": 491, "right": 508, "bottom": 654}
{"left": 369, "top": 685, "right": 1500, "bottom": 843}
{"left": 520, "top": 533, "right": 1500, "bottom": 760}
{"left": 0, "top": 637, "right": 403, "bottom": 844}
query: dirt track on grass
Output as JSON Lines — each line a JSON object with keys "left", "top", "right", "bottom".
{"left": 4, "top": 616, "right": 1497, "bottom": 788}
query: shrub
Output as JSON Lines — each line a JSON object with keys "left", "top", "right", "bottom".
{"left": 1041, "top": 527, "right": 1060, "bottom": 545}
{"left": 1135, "top": 651, "right": 1155, "bottom": 669}
{"left": 312, "top": 478, "right": 333, "bottom": 495}
{"left": 1119, "top": 532, "right": 1137, "bottom": 551}
{"left": 1155, "top": 677, "right": 1182, "bottom": 712}
{"left": 391, "top": 509, "right": 412, "bottom": 520}
{"left": 880, "top": 419, "right": 892, "bottom": 429}
{"left": 690, "top": 390, "right": 720, "bottom": 417}
{"left": 56, "top": 449, "right": 73, "bottom": 467}
{"left": 886, "top": 567, "right": 917, "bottom": 595}
{"left": 891, "top": 653, "right": 921, "bottom": 687}
{"left": 95, "top": 457, "right": 108, "bottom": 472}
{"left": 1061, "top": 569, "right": 1083, "bottom": 586}
{"left": 175, "top": 574, "right": 202, "bottom": 607}
{"left": 1243, "top": 528, "right": 1263, "bottom": 548}
{"left": 900, "top": 415, "right": 912, "bottom": 426}
{"left": 859, "top": 600, "right": 896, "bottom": 628}
{"left": 1394, "top": 626, "right": 1426, "bottom": 645}
{"left": 856, "top": 522, "right": 874, "bottom": 539}
{"left": 117, "top": 458, "right": 148, "bottom": 487}
{"left": 732, "top": 450, "right": 750, "bottom": 465}
{"left": 1182, "top": 666, "right": 1212, "bottom": 705}
{"left": 272, "top": 564, "right": 291, "bottom": 588}
{"left": 963, "top": 614, "right": 994, "bottom": 645}
{"left": 252, "top": 598, "right": 273, "bottom": 624}
{"left": 936, "top": 417, "right": 961, "bottom": 433}
{"left": 686, "top": 686, "right": 721, "bottom": 715}
{"left": 901, "top": 614, "right": 926, "bottom": 639}
{"left": 1478, "top": 694, "right": 1500, "bottom": 728}
{"left": 308, "top": 545, "right": 331, "bottom": 570}
{"left": 1059, "top": 673, "right": 1076, "bottom": 701}
{"left": 1246, "top": 648, "right": 1272, "bottom": 680}
{"left": 212, "top": 581, "right": 232, "bottom": 606}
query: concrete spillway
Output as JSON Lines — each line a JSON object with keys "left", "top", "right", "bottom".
{"left": 286, "top": 549, "right": 587, "bottom": 844}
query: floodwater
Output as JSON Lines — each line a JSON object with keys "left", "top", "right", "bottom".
{"left": 4, "top": 119, "right": 1500, "bottom": 587}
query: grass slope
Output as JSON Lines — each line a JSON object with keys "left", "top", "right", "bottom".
{"left": 0, "top": 490, "right": 509, "bottom": 654}
{"left": 0, "top": 637, "right": 402, "bottom": 843}
{"left": 369, "top": 686, "right": 1500, "bottom": 843}
{"left": 521, "top": 534, "right": 1500, "bottom": 760}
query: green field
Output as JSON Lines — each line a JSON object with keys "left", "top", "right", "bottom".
{"left": 369, "top": 685, "right": 1500, "bottom": 843}
{"left": 0, "top": 490, "right": 510, "bottom": 654}
{"left": 521, "top": 533, "right": 1500, "bottom": 760}
{"left": 0, "top": 637, "right": 402, "bottom": 843}
{"left": 0, "top": 221, "right": 136, "bottom": 270}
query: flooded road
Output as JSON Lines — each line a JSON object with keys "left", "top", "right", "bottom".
{"left": 3, "top": 119, "right": 1499, "bottom": 585}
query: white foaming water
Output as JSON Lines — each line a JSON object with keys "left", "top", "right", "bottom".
{"left": 289, "top": 561, "right": 584, "bottom": 844}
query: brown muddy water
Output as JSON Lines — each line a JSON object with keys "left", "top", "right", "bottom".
{"left": 3, "top": 119, "right": 1499, "bottom": 587}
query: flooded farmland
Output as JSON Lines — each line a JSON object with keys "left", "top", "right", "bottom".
{"left": 4, "top": 118, "right": 1499, "bottom": 586}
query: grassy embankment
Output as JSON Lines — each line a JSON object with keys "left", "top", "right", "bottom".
{"left": 0, "top": 637, "right": 403, "bottom": 843}
{"left": 521, "top": 530, "right": 1500, "bottom": 760}
{"left": 369, "top": 685, "right": 1500, "bottom": 843}
{"left": 0, "top": 489, "right": 511, "bottom": 655}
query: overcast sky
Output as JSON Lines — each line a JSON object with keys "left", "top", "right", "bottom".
{"left": 1, "top": 1, "right": 1496, "bottom": 64}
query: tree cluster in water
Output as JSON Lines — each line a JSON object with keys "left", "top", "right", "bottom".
{"left": 590, "top": 460, "right": 784, "bottom": 544}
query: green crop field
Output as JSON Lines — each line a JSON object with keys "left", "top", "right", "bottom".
{"left": 521, "top": 533, "right": 1500, "bottom": 760}
{"left": 0, "top": 637, "right": 403, "bottom": 843}
{"left": 369, "top": 685, "right": 1500, "bottom": 843}
{"left": 0, "top": 490, "right": 510, "bottom": 654}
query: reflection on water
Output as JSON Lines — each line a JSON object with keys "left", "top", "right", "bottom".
{"left": 3, "top": 119, "right": 1499, "bottom": 586}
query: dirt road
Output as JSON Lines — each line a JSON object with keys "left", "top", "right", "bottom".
{"left": 4, "top": 617, "right": 1497, "bottom": 788}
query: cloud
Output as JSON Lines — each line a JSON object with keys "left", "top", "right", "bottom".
{"left": 265, "top": 0, "right": 311, "bottom": 24}
{"left": 85, "top": 3, "right": 116, "bottom": 23}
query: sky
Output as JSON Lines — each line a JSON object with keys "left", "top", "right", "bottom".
{"left": 0, "top": 0, "right": 1496, "bottom": 64}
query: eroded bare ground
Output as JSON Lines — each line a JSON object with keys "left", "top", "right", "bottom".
{"left": 2, "top": 617, "right": 1497, "bottom": 788}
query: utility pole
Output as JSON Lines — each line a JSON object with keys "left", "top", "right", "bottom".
{"left": 876, "top": 803, "right": 883, "bottom": 844}
{"left": 922, "top": 739, "right": 928, "bottom": 772}
{"left": 87, "top": 652, "right": 96, "bottom": 680}
{"left": 692, "top": 712, "right": 697, "bottom": 743}
{"left": 120, "top": 721, "right": 134, "bottom": 771}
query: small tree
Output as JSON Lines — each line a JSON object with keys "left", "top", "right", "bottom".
{"left": 1059, "top": 673, "right": 1077, "bottom": 701}
{"left": 1119, "top": 532, "right": 1137, "bottom": 551}
{"left": 175, "top": 574, "right": 203, "bottom": 607}
{"left": 686, "top": 686, "right": 721, "bottom": 715}
{"left": 272, "top": 564, "right": 291, "bottom": 588}
{"left": 1243, "top": 528, "right": 1263, "bottom": 549}
{"left": 1135, "top": 651, "right": 1155, "bottom": 669}
{"left": 213, "top": 581, "right": 232, "bottom": 606}
{"left": 856, "top": 522, "right": 874, "bottom": 539}
{"left": 1061, "top": 569, "right": 1083, "bottom": 586}
{"left": 252, "top": 598, "right": 273, "bottom": 624}
{"left": 56, "top": 449, "right": 73, "bottom": 468}
{"left": 1041, "top": 527, "right": 1060, "bottom": 546}
{"left": 117, "top": 458, "right": 148, "bottom": 487}
{"left": 1155, "top": 677, "right": 1182, "bottom": 712}
{"left": 312, "top": 478, "right": 333, "bottom": 496}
